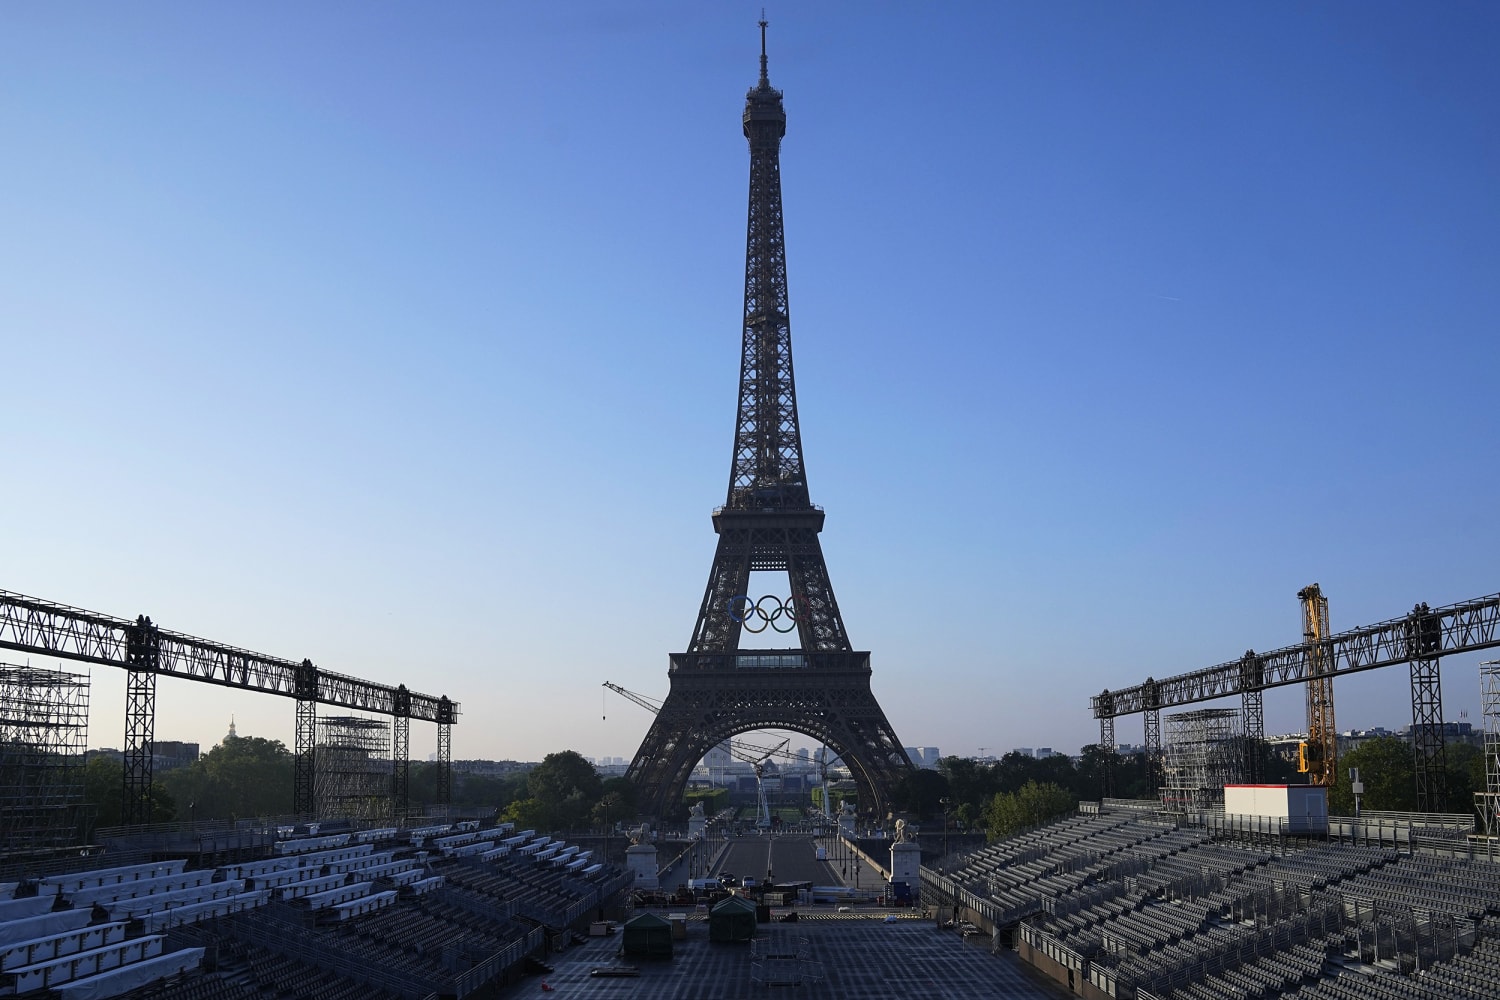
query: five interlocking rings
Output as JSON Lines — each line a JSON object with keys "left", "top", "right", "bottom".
{"left": 726, "top": 595, "right": 808, "bottom": 633}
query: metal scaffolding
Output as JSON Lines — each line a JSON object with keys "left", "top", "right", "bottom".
{"left": 314, "top": 715, "right": 391, "bottom": 823}
{"left": 1160, "top": 707, "right": 1242, "bottom": 814}
{"left": 1480, "top": 661, "right": 1500, "bottom": 836}
{"left": 0, "top": 663, "right": 90, "bottom": 851}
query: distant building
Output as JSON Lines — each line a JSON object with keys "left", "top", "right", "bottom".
{"left": 452, "top": 759, "right": 531, "bottom": 777}
{"left": 153, "top": 741, "right": 199, "bottom": 772}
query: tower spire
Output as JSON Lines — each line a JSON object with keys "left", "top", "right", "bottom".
{"left": 759, "top": 16, "right": 769, "bottom": 88}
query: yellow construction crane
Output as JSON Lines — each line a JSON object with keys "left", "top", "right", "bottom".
{"left": 1297, "top": 584, "right": 1337, "bottom": 786}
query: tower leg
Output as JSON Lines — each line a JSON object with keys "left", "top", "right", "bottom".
{"left": 1099, "top": 716, "right": 1116, "bottom": 799}
{"left": 1410, "top": 656, "right": 1448, "bottom": 812}
{"left": 1241, "top": 689, "right": 1265, "bottom": 783}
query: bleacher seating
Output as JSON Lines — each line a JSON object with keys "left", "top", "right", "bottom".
{"left": 40, "top": 861, "right": 187, "bottom": 896}
{"left": 3, "top": 819, "right": 631, "bottom": 1000}
{"left": 957, "top": 806, "right": 1500, "bottom": 1000}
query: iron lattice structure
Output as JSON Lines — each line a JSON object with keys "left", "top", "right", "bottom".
{"left": 1160, "top": 708, "right": 1242, "bottom": 815}
{"left": 314, "top": 715, "right": 392, "bottom": 823}
{"left": 1480, "top": 661, "right": 1500, "bottom": 836}
{"left": 0, "top": 663, "right": 89, "bottom": 851}
{"left": 627, "top": 24, "right": 912, "bottom": 821}
{"left": 0, "top": 588, "right": 456, "bottom": 825}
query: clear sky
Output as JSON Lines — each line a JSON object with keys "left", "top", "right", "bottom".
{"left": 3, "top": 3, "right": 1497, "bottom": 766}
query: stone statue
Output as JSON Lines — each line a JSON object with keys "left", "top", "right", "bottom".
{"left": 690, "top": 801, "right": 705, "bottom": 818}
{"left": 892, "top": 818, "right": 917, "bottom": 844}
{"left": 627, "top": 822, "right": 652, "bottom": 845}
{"left": 840, "top": 800, "right": 857, "bottom": 818}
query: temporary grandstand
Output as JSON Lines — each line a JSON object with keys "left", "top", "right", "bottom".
{"left": 924, "top": 799, "right": 1500, "bottom": 1000}
{"left": 0, "top": 820, "right": 633, "bottom": 999}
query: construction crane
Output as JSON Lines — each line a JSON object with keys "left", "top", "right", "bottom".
{"left": 1297, "top": 584, "right": 1337, "bottom": 786}
{"left": 602, "top": 681, "right": 662, "bottom": 718}
{"left": 602, "top": 682, "right": 808, "bottom": 810}
{"left": 813, "top": 745, "right": 835, "bottom": 824}
{"left": 726, "top": 737, "right": 789, "bottom": 828}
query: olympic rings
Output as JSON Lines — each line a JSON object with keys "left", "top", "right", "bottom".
{"left": 726, "top": 595, "right": 807, "bottom": 633}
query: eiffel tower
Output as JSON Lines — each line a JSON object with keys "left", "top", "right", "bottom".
{"left": 627, "top": 23, "right": 913, "bottom": 821}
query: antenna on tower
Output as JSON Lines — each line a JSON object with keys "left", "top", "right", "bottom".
{"left": 758, "top": 13, "right": 769, "bottom": 87}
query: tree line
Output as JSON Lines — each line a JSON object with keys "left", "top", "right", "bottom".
{"left": 75, "top": 736, "right": 1484, "bottom": 845}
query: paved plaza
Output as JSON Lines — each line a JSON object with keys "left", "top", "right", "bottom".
{"left": 497, "top": 915, "right": 1072, "bottom": 999}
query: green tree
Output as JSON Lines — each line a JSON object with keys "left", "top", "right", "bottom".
{"left": 937, "top": 755, "right": 998, "bottom": 813}
{"left": 1445, "top": 743, "right": 1484, "bottom": 819}
{"left": 500, "top": 796, "right": 551, "bottom": 830}
{"left": 602, "top": 776, "right": 638, "bottom": 819}
{"left": 159, "top": 736, "right": 292, "bottom": 821}
{"left": 507, "top": 751, "right": 603, "bottom": 831}
{"left": 1327, "top": 737, "right": 1416, "bottom": 814}
{"left": 983, "top": 780, "right": 1075, "bottom": 840}
{"left": 81, "top": 754, "right": 124, "bottom": 836}
{"left": 80, "top": 754, "right": 174, "bottom": 836}
{"left": 890, "top": 768, "right": 951, "bottom": 818}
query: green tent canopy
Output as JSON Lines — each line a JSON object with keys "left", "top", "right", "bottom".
{"left": 622, "top": 911, "right": 673, "bottom": 959}
{"left": 708, "top": 894, "right": 758, "bottom": 943}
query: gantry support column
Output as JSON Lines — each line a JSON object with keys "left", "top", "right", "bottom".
{"left": 122, "top": 615, "right": 160, "bottom": 827}
{"left": 436, "top": 696, "right": 455, "bottom": 813}
{"left": 1144, "top": 709, "right": 1161, "bottom": 796}
{"left": 1407, "top": 603, "right": 1449, "bottom": 812}
{"left": 1241, "top": 690, "right": 1264, "bottom": 782}
{"left": 1240, "top": 650, "right": 1265, "bottom": 783}
{"left": 392, "top": 685, "right": 411, "bottom": 824}
{"left": 1411, "top": 657, "right": 1447, "bottom": 810}
{"left": 1142, "top": 679, "right": 1161, "bottom": 797}
{"left": 293, "top": 659, "right": 317, "bottom": 818}
{"left": 1097, "top": 690, "right": 1116, "bottom": 799}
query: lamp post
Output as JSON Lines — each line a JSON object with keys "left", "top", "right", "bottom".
{"left": 940, "top": 797, "right": 951, "bottom": 860}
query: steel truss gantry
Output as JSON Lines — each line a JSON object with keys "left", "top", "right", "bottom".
{"left": 0, "top": 588, "right": 458, "bottom": 825}
{"left": 1093, "top": 591, "right": 1500, "bottom": 809}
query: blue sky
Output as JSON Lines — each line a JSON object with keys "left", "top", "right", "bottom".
{"left": 3, "top": 3, "right": 1496, "bottom": 766}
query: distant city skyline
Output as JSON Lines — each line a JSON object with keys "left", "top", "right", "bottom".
{"left": 4, "top": 4, "right": 1497, "bottom": 766}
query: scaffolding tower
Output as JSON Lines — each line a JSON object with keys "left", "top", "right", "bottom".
{"left": 314, "top": 715, "right": 391, "bottom": 823}
{"left": 1160, "top": 707, "right": 1242, "bottom": 814}
{"left": 0, "top": 663, "right": 90, "bottom": 852}
{"left": 1480, "top": 661, "right": 1500, "bottom": 837}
